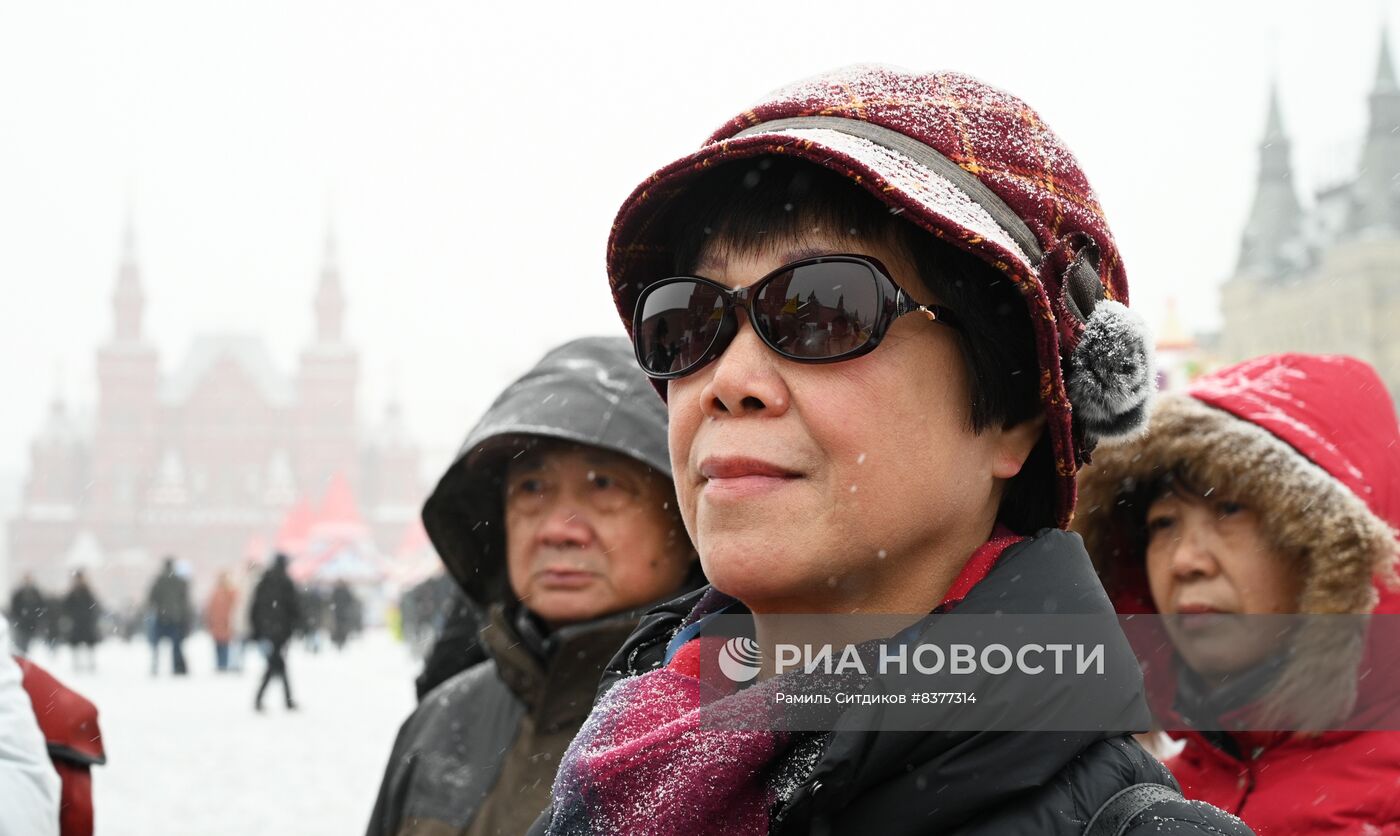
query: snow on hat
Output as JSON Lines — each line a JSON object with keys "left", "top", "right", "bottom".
{"left": 606, "top": 65, "right": 1152, "bottom": 528}
{"left": 1076, "top": 354, "right": 1400, "bottom": 728}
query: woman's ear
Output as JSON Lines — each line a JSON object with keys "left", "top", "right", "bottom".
{"left": 991, "top": 415, "right": 1047, "bottom": 480}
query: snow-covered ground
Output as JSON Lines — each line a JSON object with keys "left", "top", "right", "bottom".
{"left": 27, "top": 630, "right": 419, "bottom": 835}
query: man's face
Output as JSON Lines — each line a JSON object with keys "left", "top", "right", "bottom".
{"left": 1145, "top": 491, "right": 1302, "bottom": 678}
{"left": 666, "top": 232, "right": 1041, "bottom": 615}
{"left": 504, "top": 444, "right": 693, "bottom": 627}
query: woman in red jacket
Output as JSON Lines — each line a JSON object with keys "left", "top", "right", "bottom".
{"left": 1076, "top": 353, "right": 1400, "bottom": 833}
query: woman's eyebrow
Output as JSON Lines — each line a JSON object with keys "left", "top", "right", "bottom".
{"left": 692, "top": 252, "right": 725, "bottom": 274}
{"left": 779, "top": 244, "right": 842, "bottom": 262}
{"left": 694, "top": 243, "right": 843, "bottom": 275}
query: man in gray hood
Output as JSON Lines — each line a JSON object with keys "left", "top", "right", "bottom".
{"left": 367, "top": 337, "right": 700, "bottom": 836}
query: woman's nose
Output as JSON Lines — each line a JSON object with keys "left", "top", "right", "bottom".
{"left": 699, "top": 317, "right": 792, "bottom": 420}
{"left": 1170, "top": 522, "right": 1219, "bottom": 579}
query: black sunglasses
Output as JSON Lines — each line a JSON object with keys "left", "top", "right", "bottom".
{"left": 633, "top": 254, "right": 960, "bottom": 380}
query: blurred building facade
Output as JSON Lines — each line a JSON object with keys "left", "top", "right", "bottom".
{"left": 1220, "top": 31, "right": 1400, "bottom": 400}
{"left": 6, "top": 220, "right": 426, "bottom": 605}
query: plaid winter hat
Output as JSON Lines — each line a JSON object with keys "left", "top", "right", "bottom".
{"left": 606, "top": 65, "right": 1153, "bottom": 527}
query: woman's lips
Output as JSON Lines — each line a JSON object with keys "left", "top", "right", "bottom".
{"left": 698, "top": 456, "right": 800, "bottom": 500}
{"left": 1172, "top": 604, "right": 1233, "bottom": 633}
{"left": 1176, "top": 603, "right": 1227, "bottom": 615}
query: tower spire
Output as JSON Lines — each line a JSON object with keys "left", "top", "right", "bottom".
{"left": 1349, "top": 25, "right": 1400, "bottom": 234}
{"left": 112, "top": 204, "right": 145, "bottom": 342}
{"left": 1378, "top": 25, "right": 1397, "bottom": 92}
{"left": 314, "top": 211, "right": 346, "bottom": 344}
{"left": 1237, "top": 79, "right": 1305, "bottom": 277}
{"left": 1264, "top": 81, "right": 1285, "bottom": 142}
{"left": 323, "top": 201, "right": 339, "bottom": 274}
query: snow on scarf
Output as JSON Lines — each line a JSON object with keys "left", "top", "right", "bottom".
{"left": 545, "top": 634, "right": 801, "bottom": 836}
{"left": 546, "top": 530, "right": 1026, "bottom": 835}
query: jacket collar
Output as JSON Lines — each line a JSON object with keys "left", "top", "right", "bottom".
{"left": 483, "top": 603, "right": 641, "bottom": 734}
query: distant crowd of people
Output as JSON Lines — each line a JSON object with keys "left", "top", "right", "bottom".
{"left": 7, "top": 559, "right": 365, "bottom": 690}
{"left": 2, "top": 551, "right": 372, "bottom": 835}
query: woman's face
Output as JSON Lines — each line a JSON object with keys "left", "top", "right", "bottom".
{"left": 1145, "top": 491, "right": 1303, "bottom": 679}
{"left": 665, "top": 232, "right": 1041, "bottom": 615}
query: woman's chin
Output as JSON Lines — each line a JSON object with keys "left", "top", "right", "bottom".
{"left": 700, "top": 550, "right": 831, "bottom": 611}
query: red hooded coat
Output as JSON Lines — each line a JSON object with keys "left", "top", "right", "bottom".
{"left": 1076, "top": 354, "right": 1400, "bottom": 834}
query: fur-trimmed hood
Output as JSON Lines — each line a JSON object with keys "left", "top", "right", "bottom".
{"left": 1075, "top": 353, "right": 1400, "bottom": 731}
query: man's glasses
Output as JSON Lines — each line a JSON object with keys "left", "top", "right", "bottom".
{"left": 632, "top": 254, "right": 960, "bottom": 379}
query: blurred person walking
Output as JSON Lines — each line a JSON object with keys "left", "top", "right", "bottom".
{"left": 411, "top": 587, "right": 485, "bottom": 700}
{"left": 328, "top": 580, "right": 358, "bottom": 651}
{"left": 8, "top": 574, "right": 45, "bottom": 655}
{"left": 250, "top": 553, "right": 300, "bottom": 712}
{"left": 59, "top": 573, "right": 100, "bottom": 673}
{"left": 146, "top": 557, "right": 192, "bottom": 676}
{"left": 300, "top": 586, "right": 326, "bottom": 654}
{"left": 204, "top": 572, "right": 238, "bottom": 672}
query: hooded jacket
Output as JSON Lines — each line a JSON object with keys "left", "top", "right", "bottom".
{"left": 532, "top": 530, "right": 1252, "bottom": 835}
{"left": 1075, "top": 354, "right": 1400, "bottom": 833}
{"left": 368, "top": 337, "right": 700, "bottom": 836}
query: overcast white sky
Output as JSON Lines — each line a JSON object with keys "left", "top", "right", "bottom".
{"left": 0, "top": 0, "right": 1393, "bottom": 479}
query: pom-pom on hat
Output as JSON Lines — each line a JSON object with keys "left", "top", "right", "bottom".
{"left": 606, "top": 65, "right": 1152, "bottom": 528}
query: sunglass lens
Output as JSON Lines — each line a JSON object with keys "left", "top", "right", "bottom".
{"left": 635, "top": 280, "right": 726, "bottom": 376}
{"left": 753, "top": 261, "right": 880, "bottom": 359}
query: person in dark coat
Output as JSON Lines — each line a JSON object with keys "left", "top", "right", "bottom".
{"left": 9, "top": 574, "right": 46, "bottom": 655}
{"left": 412, "top": 589, "right": 487, "bottom": 700}
{"left": 146, "top": 557, "right": 191, "bottom": 676}
{"left": 60, "top": 572, "right": 101, "bottom": 673}
{"left": 250, "top": 553, "right": 301, "bottom": 711}
{"left": 530, "top": 67, "right": 1250, "bottom": 835}
{"left": 367, "top": 337, "right": 702, "bottom": 836}
{"left": 328, "top": 581, "right": 358, "bottom": 651}
{"left": 299, "top": 586, "right": 326, "bottom": 654}
{"left": 1075, "top": 354, "right": 1400, "bottom": 834}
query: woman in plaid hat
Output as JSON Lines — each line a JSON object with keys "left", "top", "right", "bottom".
{"left": 1076, "top": 353, "right": 1400, "bottom": 833}
{"left": 534, "top": 66, "right": 1251, "bottom": 835}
